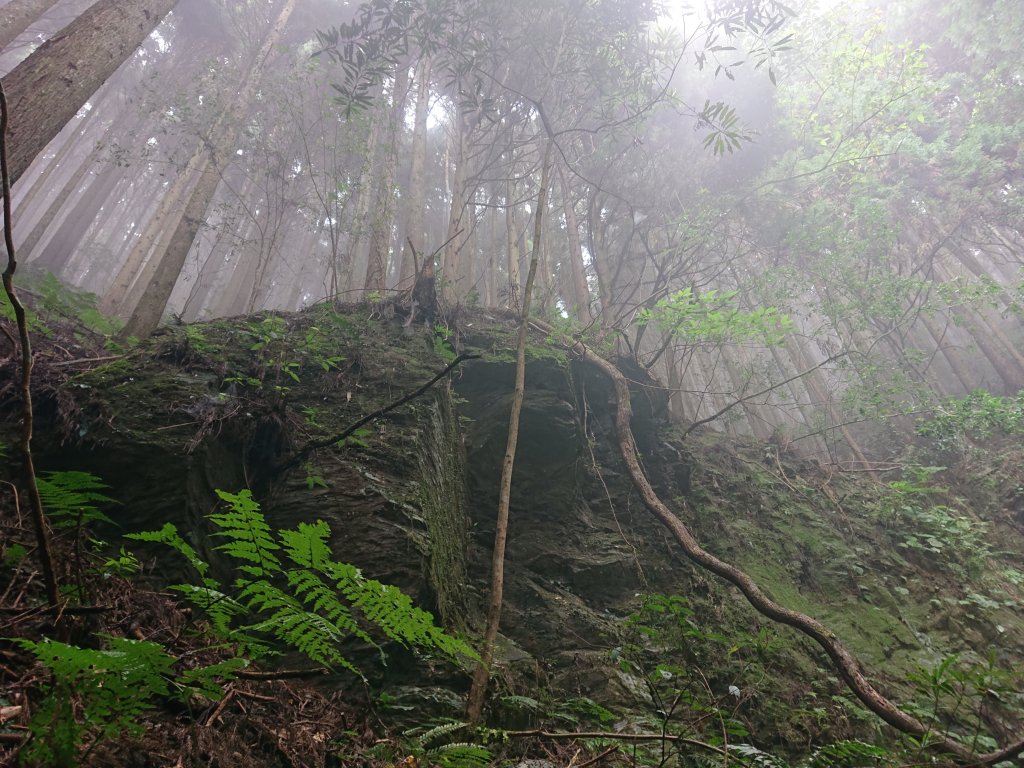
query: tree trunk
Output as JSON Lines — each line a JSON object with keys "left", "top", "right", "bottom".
{"left": 365, "top": 63, "right": 410, "bottom": 295}
{"left": 505, "top": 179, "right": 520, "bottom": 308}
{"left": 442, "top": 108, "right": 471, "bottom": 304}
{"left": 397, "top": 56, "right": 431, "bottom": 291}
{"left": 346, "top": 100, "right": 384, "bottom": 299}
{"left": 0, "top": 0, "right": 62, "bottom": 52}
{"left": 556, "top": 162, "right": 591, "bottom": 321}
{"left": 119, "top": 0, "right": 297, "bottom": 339}
{"left": 2, "top": 0, "right": 179, "bottom": 186}
{"left": 466, "top": 141, "right": 552, "bottom": 724}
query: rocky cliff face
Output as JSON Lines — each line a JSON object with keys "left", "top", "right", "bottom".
{"left": 8, "top": 304, "right": 1024, "bottom": 755}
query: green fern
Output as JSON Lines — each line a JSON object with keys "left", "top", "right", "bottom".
{"left": 14, "top": 636, "right": 239, "bottom": 768}
{"left": 210, "top": 488, "right": 280, "bottom": 576}
{"left": 132, "top": 489, "right": 476, "bottom": 674}
{"left": 406, "top": 721, "right": 492, "bottom": 768}
{"left": 36, "top": 470, "right": 116, "bottom": 528}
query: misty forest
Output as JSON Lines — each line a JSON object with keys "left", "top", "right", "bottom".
{"left": 1, "top": 0, "right": 1023, "bottom": 766}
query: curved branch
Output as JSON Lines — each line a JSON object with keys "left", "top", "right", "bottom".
{"left": 531, "top": 320, "right": 1023, "bottom": 766}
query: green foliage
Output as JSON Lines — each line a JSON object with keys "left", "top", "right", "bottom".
{"left": 233, "top": 314, "right": 345, "bottom": 391}
{"left": 36, "top": 471, "right": 117, "bottom": 529}
{"left": 917, "top": 389, "right": 1024, "bottom": 452}
{"left": 128, "top": 489, "right": 474, "bottom": 674}
{"left": 433, "top": 322, "right": 457, "bottom": 363}
{"left": 13, "top": 636, "right": 241, "bottom": 767}
{"left": 637, "top": 288, "right": 793, "bottom": 349}
{"left": 403, "top": 721, "right": 492, "bottom": 768}
{"left": 874, "top": 471, "right": 990, "bottom": 575}
{"left": 906, "top": 652, "right": 1021, "bottom": 754}
{"left": 729, "top": 739, "right": 887, "bottom": 767}
{"left": 2, "top": 271, "right": 121, "bottom": 338}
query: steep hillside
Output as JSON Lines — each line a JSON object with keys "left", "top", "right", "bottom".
{"left": 2, "top": 303, "right": 1022, "bottom": 766}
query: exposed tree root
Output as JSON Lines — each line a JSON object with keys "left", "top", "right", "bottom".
{"left": 534, "top": 321, "right": 1024, "bottom": 766}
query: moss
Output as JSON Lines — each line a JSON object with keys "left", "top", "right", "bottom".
{"left": 416, "top": 387, "right": 471, "bottom": 630}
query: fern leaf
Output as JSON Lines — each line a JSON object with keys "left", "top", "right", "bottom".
{"left": 171, "top": 584, "right": 246, "bottom": 636}
{"left": 37, "top": 470, "right": 116, "bottom": 527}
{"left": 127, "top": 523, "right": 213, "bottom": 585}
{"left": 805, "top": 740, "right": 887, "bottom": 767}
{"left": 210, "top": 489, "right": 281, "bottom": 576}
{"left": 286, "top": 568, "right": 375, "bottom": 647}
{"left": 728, "top": 744, "right": 787, "bottom": 768}
{"left": 279, "top": 520, "right": 334, "bottom": 568}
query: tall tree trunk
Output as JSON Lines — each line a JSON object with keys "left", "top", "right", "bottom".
{"left": 346, "top": 101, "right": 384, "bottom": 298}
{"left": 466, "top": 141, "right": 552, "bottom": 724}
{"left": 2, "top": 0, "right": 179, "bottom": 186}
{"left": 365, "top": 64, "right": 410, "bottom": 295}
{"left": 556, "top": 162, "right": 591, "bottom": 321}
{"left": 397, "top": 57, "right": 431, "bottom": 291}
{"left": 0, "top": 0, "right": 62, "bottom": 52}
{"left": 119, "top": 0, "right": 297, "bottom": 339}
{"left": 32, "top": 160, "right": 122, "bottom": 273}
{"left": 442, "top": 108, "right": 471, "bottom": 304}
{"left": 505, "top": 179, "right": 520, "bottom": 307}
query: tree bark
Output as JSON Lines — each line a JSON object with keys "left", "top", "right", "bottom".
{"left": 1, "top": 0, "right": 179, "bottom": 187}
{"left": 0, "top": 0, "right": 62, "bottom": 53}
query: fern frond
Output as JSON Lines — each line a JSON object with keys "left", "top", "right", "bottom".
{"left": 336, "top": 570, "right": 476, "bottom": 661}
{"left": 37, "top": 470, "right": 116, "bottom": 527}
{"left": 210, "top": 489, "right": 281, "bottom": 576}
{"left": 171, "top": 584, "right": 246, "bottom": 636}
{"left": 127, "top": 523, "right": 214, "bottom": 586}
{"left": 279, "top": 520, "right": 335, "bottom": 568}
{"left": 728, "top": 743, "right": 788, "bottom": 768}
{"left": 427, "top": 743, "right": 492, "bottom": 768}
{"left": 239, "top": 580, "right": 361, "bottom": 674}
{"left": 409, "top": 720, "right": 469, "bottom": 747}
{"left": 805, "top": 740, "right": 887, "bottom": 767}
{"left": 286, "top": 567, "right": 375, "bottom": 647}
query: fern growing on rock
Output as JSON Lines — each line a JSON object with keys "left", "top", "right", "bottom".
{"left": 128, "top": 489, "right": 474, "bottom": 673}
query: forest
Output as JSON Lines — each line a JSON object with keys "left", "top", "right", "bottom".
{"left": 0, "top": 0, "right": 1023, "bottom": 766}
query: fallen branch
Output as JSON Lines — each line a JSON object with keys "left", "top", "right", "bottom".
{"left": 532, "top": 319, "right": 1024, "bottom": 766}
{"left": 234, "top": 667, "right": 330, "bottom": 680}
{"left": 278, "top": 351, "right": 481, "bottom": 473}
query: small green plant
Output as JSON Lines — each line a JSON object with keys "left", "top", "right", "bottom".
{"left": 433, "top": 322, "right": 457, "bottom": 362}
{"left": 128, "top": 489, "right": 474, "bottom": 673}
{"left": 874, "top": 470, "right": 990, "bottom": 575}
{"left": 184, "top": 323, "right": 218, "bottom": 355}
{"left": 14, "top": 636, "right": 242, "bottom": 767}
{"left": 235, "top": 315, "right": 344, "bottom": 391}
{"left": 401, "top": 721, "right": 492, "bottom": 768}
{"left": 906, "top": 652, "right": 1021, "bottom": 756}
